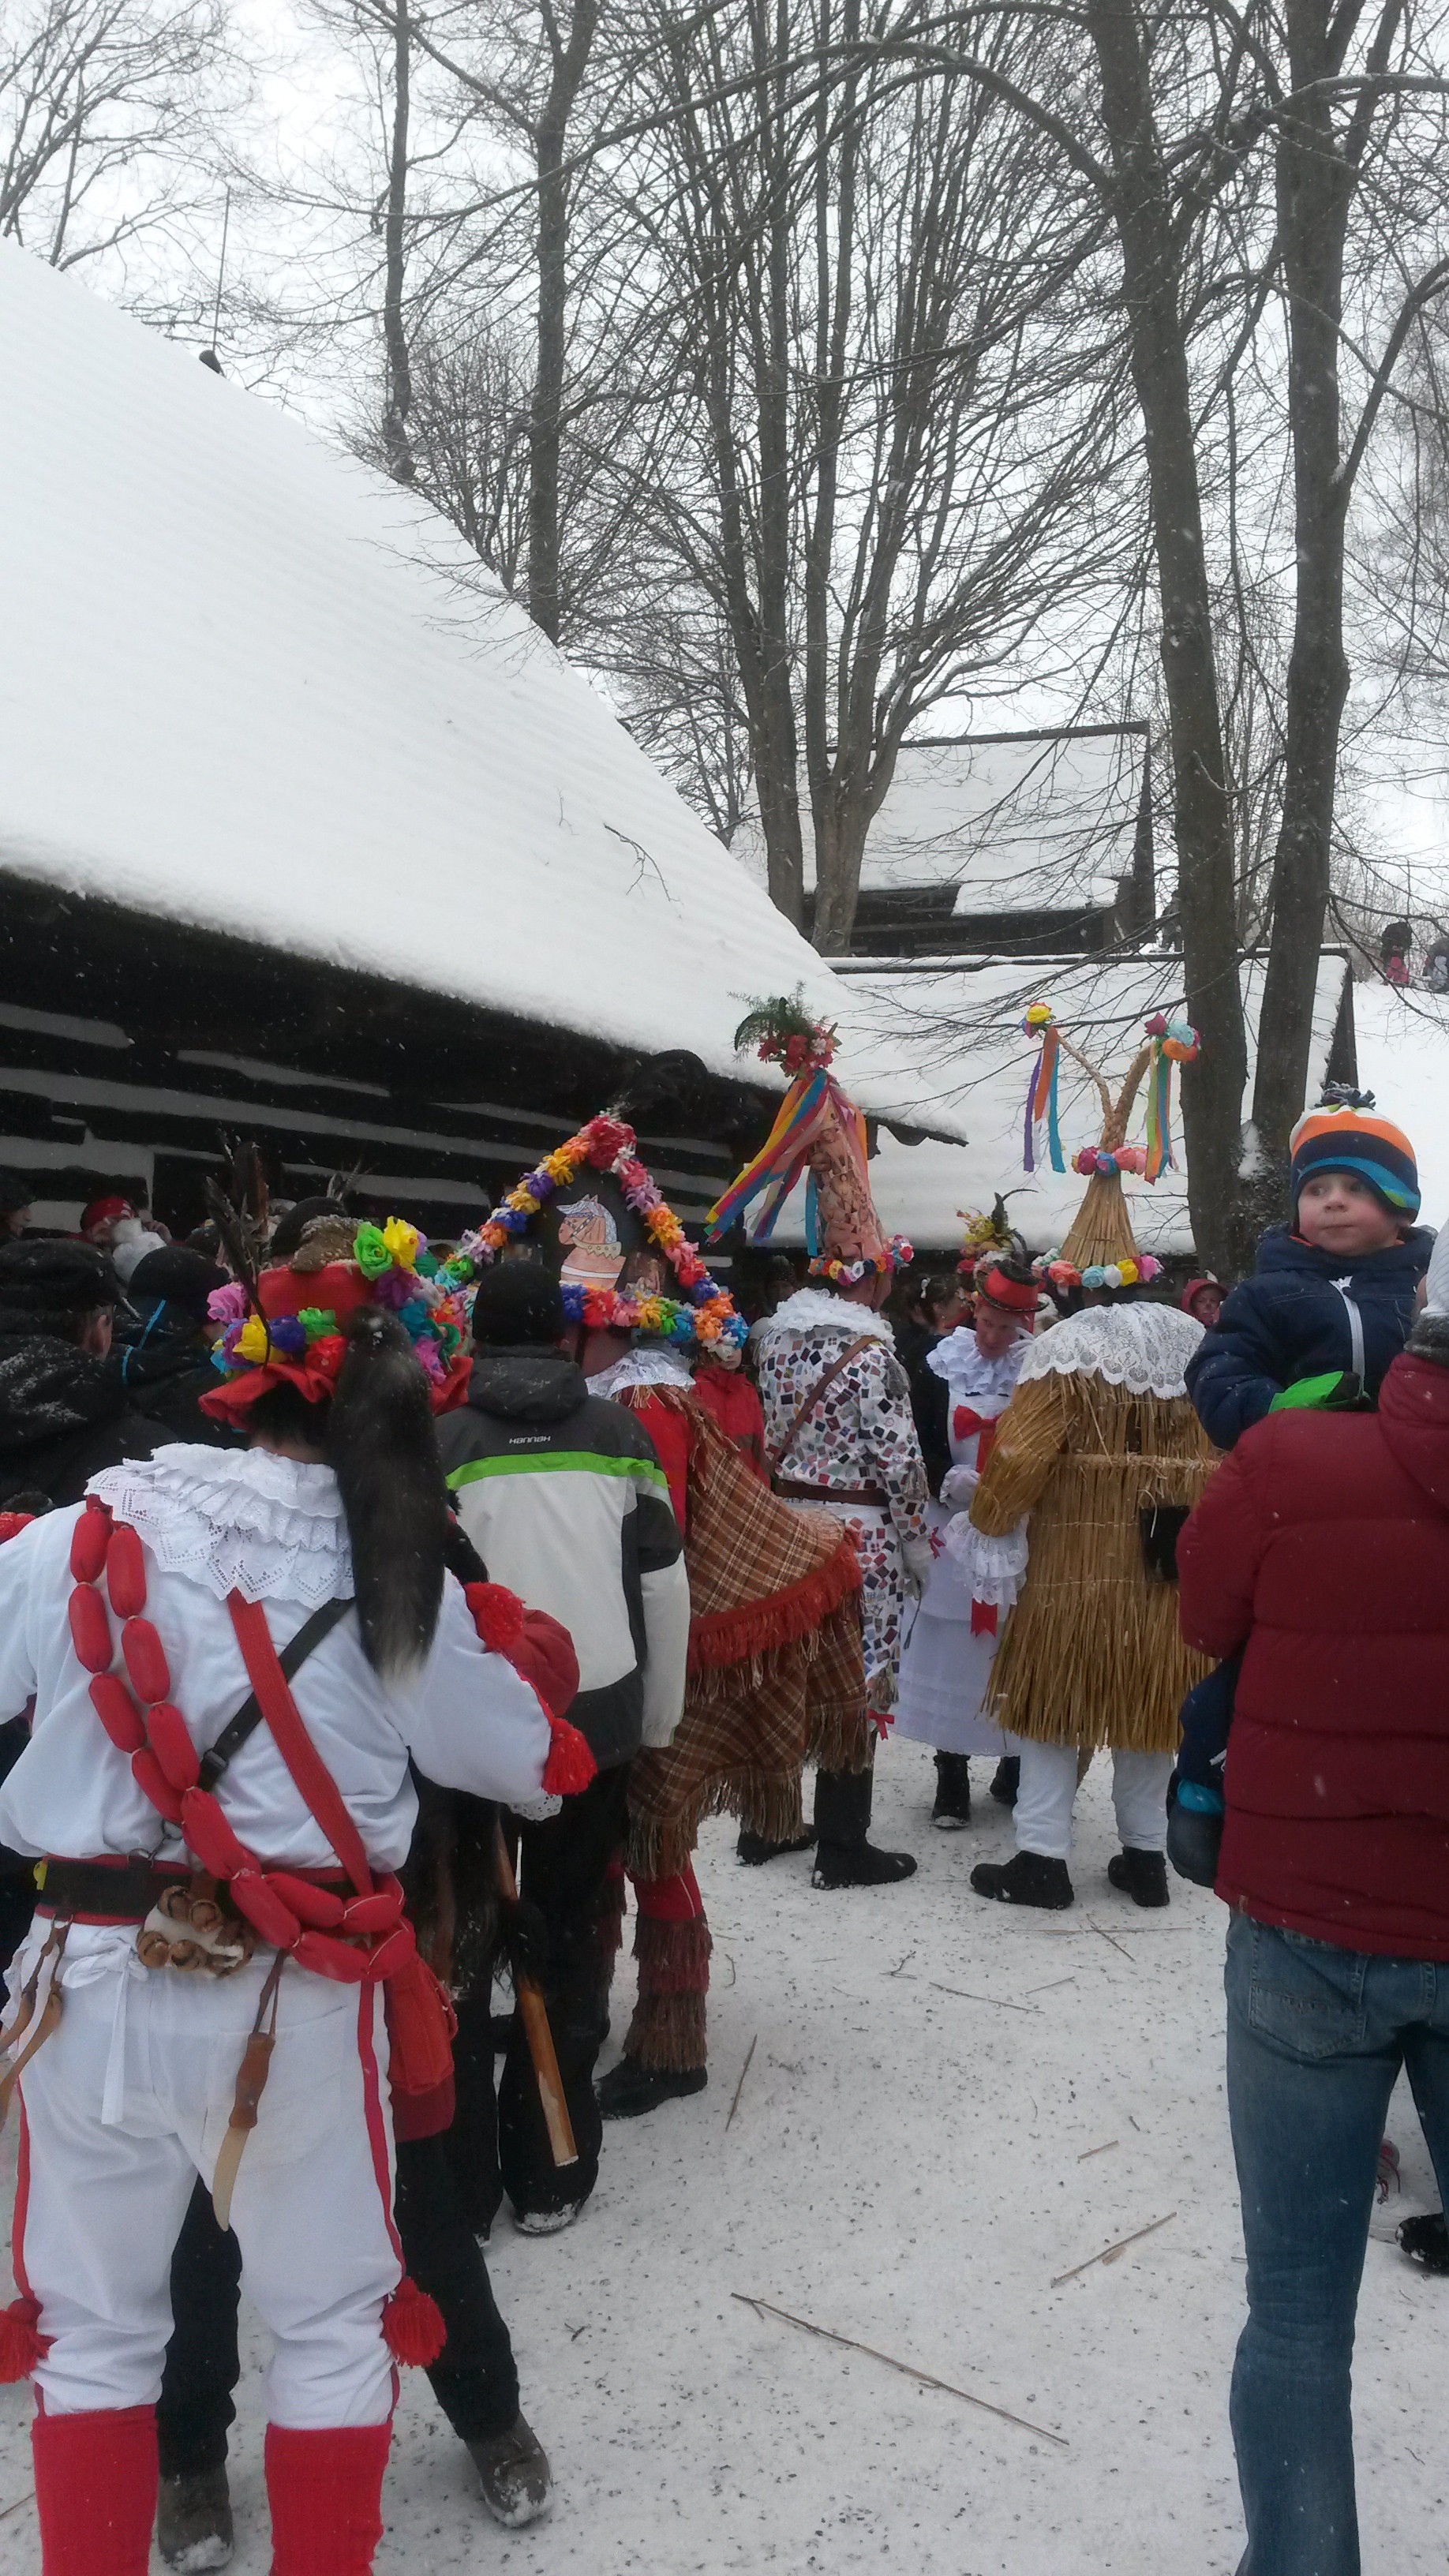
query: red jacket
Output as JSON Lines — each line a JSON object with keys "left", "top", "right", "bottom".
{"left": 1178, "top": 1347, "right": 1449, "bottom": 1958}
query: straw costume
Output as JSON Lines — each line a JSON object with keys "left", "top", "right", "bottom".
{"left": 708, "top": 999, "right": 927, "bottom": 1889}
{"left": 956, "top": 1010, "right": 1219, "bottom": 1911}
{"left": 0, "top": 1204, "right": 570, "bottom": 2576}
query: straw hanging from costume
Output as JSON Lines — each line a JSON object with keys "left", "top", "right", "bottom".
{"left": 1021, "top": 1004, "right": 1065, "bottom": 1175}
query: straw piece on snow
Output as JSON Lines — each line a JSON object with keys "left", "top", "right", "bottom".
{"left": 1077, "top": 2139, "right": 1119, "bottom": 2162}
{"left": 1050, "top": 2211, "right": 1178, "bottom": 2287}
{"left": 930, "top": 1983, "right": 1039, "bottom": 2015}
{"left": 725, "top": 2033, "right": 758, "bottom": 2130}
{"left": 731, "top": 2293, "right": 1069, "bottom": 2447}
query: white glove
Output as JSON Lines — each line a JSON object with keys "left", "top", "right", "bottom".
{"left": 901, "top": 1532, "right": 936, "bottom": 1601}
{"left": 938, "top": 1462, "right": 980, "bottom": 1513}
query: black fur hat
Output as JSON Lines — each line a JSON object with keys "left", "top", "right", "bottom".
{"left": 0, "top": 1239, "right": 122, "bottom": 1337}
{"left": 326, "top": 1308, "right": 450, "bottom": 1681}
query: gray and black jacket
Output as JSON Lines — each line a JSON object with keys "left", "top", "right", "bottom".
{"left": 436, "top": 1350, "right": 690, "bottom": 1769}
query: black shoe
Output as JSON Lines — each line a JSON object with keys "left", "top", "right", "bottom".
{"left": 1107, "top": 1848, "right": 1170, "bottom": 1908}
{"left": 1399, "top": 2211, "right": 1449, "bottom": 2276}
{"left": 930, "top": 1752, "right": 972, "bottom": 1830}
{"left": 970, "top": 1850, "right": 1073, "bottom": 1909}
{"left": 812, "top": 1840, "right": 918, "bottom": 1889}
{"left": 989, "top": 1756, "right": 1020, "bottom": 1808}
{"left": 597, "top": 2059, "right": 708, "bottom": 2120}
{"left": 157, "top": 2466, "right": 234, "bottom": 2570}
{"left": 467, "top": 2413, "right": 552, "bottom": 2527}
{"left": 737, "top": 1826, "right": 816, "bottom": 1865}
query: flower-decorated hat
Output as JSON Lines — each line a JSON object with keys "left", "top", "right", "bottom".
{"left": 705, "top": 994, "right": 911, "bottom": 1286}
{"left": 200, "top": 1211, "right": 473, "bottom": 1421}
{"left": 444, "top": 1115, "right": 747, "bottom": 1355}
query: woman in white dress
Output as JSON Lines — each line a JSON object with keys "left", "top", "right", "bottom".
{"left": 893, "top": 1246, "right": 1039, "bottom": 1825}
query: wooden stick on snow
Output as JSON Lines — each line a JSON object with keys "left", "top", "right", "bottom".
{"left": 725, "top": 2032, "right": 758, "bottom": 2130}
{"left": 1051, "top": 2211, "right": 1177, "bottom": 2287}
{"left": 731, "top": 2293, "right": 1069, "bottom": 2447}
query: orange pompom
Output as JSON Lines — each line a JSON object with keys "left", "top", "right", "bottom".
{"left": 542, "top": 1713, "right": 597, "bottom": 1797}
{"left": 382, "top": 2278, "right": 447, "bottom": 2366}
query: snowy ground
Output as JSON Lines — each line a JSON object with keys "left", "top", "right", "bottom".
{"left": 1, "top": 1742, "right": 1444, "bottom": 2574}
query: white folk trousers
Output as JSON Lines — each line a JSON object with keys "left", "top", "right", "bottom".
{"left": 13, "top": 1934, "right": 400, "bottom": 2425}
{"left": 1013, "top": 1742, "right": 1173, "bottom": 1864}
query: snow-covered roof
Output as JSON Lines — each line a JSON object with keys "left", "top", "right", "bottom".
{"left": 0, "top": 243, "right": 967, "bottom": 1140}
{"left": 1354, "top": 983, "right": 1449, "bottom": 1226}
{"left": 769, "top": 951, "right": 1352, "bottom": 1256}
{"left": 733, "top": 727, "right": 1147, "bottom": 915}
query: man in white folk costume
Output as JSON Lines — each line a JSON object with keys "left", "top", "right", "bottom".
{"left": 0, "top": 1217, "right": 564, "bottom": 2576}
{"left": 707, "top": 1002, "right": 931, "bottom": 1888}
{"left": 893, "top": 1239, "right": 1039, "bottom": 1826}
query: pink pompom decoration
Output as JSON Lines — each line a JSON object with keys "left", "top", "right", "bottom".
{"left": 207, "top": 1281, "right": 248, "bottom": 1324}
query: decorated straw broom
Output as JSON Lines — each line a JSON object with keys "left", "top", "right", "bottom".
{"left": 1018, "top": 1002, "right": 1200, "bottom": 1282}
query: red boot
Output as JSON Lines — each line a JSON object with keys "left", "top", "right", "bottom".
{"left": 265, "top": 2421, "right": 391, "bottom": 2574}
{"left": 32, "top": 2402, "right": 158, "bottom": 2576}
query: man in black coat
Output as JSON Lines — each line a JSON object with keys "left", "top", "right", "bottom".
{"left": 0, "top": 1238, "right": 166, "bottom": 1507}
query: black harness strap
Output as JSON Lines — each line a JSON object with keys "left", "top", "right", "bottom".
{"left": 197, "top": 1597, "right": 353, "bottom": 1792}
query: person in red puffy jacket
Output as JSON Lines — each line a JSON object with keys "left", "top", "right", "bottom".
{"left": 1177, "top": 1239, "right": 1449, "bottom": 2576}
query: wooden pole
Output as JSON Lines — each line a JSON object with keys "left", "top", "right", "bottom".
{"left": 495, "top": 1821, "right": 578, "bottom": 2169}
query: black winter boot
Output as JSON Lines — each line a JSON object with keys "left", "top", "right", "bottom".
{"left": 156, "top": 2466, "right": 234, "bottom": 2571}
{"left": 812, "top": 1763, "right": 917, "bottom": 1889}
{"left": 1107, "top": 1848, "right": 1170, "bottom": 1908}
{"left": 737, "top": 1825, "right": 816, "bottom": 1865}
{"left": 989, "top": 1755, "right": 1020, "bottom": 1807}
{"left": 930, "top": 1752, "right": 972, "bottom": 1829}
{"left": 597, "top": 2059, "right": 708, "bottom": 2119}
{"left": 1398, "top": 2211, "right": 1449, "bottom": 2276}
{"left": 970, "top": 1850, "right": 1073, "bottom": 1910}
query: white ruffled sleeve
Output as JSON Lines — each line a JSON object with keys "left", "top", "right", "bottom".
{"left": 942, "top": 1514, "right": 1028, "bottom": 1612}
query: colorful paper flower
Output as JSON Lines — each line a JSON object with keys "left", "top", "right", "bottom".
{"left": 234, "top": 1314, "right": 272, "bottom": 1364}
{"left": 354, "top": 1224, "right": 391, "bottom": 1278}
{"left": 207, "top": 1281, "right": 248, "bottom": 1324}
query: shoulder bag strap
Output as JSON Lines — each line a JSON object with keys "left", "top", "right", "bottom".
{"left": 198, "top": 1596, "right": 353, "bottom": 1792}
{"left": 767, "top": 1334, "right": 875, "bottom": 1477}
{"left": 226, "top": 1591, "right": 373, "bottom": 1898}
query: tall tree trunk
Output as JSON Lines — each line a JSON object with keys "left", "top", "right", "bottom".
{"left": 380, "top": 0, "right": 415, "bottom": 485}
{"left": 529, "top": 0, "right": 599, "bottom": 642}
{"left": 1249, "top": 0, "right": 1355, "bottom": 1197}
{"left": 752, "top": 0, "right": 804, "bottom": 924}
{"left": 1084, "top": 0, "right": 1248, "bottom": 1277}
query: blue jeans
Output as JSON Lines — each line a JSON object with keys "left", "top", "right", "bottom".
{"left": 1225, "top": 1913, "right": 1449, "bottom": 2575}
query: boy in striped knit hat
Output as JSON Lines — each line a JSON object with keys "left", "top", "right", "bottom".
{"left": 1187, "top": 1093, "right": 1432, "bottom": 1451}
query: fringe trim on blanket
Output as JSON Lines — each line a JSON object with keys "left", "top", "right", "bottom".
{"left": 687, "top": 1537, "right": 862, "bottom": 1676}
{"left": 627, "top": 1769, "right": 808, "bottom": 1882}
{"left": 624, "top": 1987, "right": 708, "bottom": 2072}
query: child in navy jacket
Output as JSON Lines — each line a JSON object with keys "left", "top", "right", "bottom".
{"left": 1185, "top": 1098, "right": 1430, "bottom": 1452}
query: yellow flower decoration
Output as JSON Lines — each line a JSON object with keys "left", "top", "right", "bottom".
{"left": 382, "top": 1217, "right": 419, "bottom": 1269}
{"left": 509, "top": 1189, "right": 541, "bottom": 1217}
{"left": 234, "top": 1315, "right": 272, "bottom": 1363}
{"left": 544, "top": 1148, "right": 582, "bottom": 1185}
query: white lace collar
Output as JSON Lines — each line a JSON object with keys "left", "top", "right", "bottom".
{"left": 927, "top": 1326, "right": 1030, "bottom": 1397}
{"left": 1015, "top": 1302, "right": 1204, "bottom": 1402}
{"left": 86, "top": 1443, "right": 353, "bottom": 1607}
{"left": 762, "top": 1288, "right": 897, "bottom": 1347}
{"left": 590, "top": 1347, "right": 695, "bottom": 1400}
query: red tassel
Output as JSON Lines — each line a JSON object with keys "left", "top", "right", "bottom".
{"left": 462, "top": 1581, "right": 525, "bottom": 1655}
{"left": 969, "top": 1601, "right": 998, "bottom": 1638}
{"left": 0, "top": 1512, "right": 35, "bottom": 1546}
{"left": 0, "top": 2293, "right": 50, "bottom": 2380}
{"left": 381, "top": 2277, "right": 446, "bottom": 2366}
{"left": 542, "top": 1713, "right": 597, "bottom": 1795}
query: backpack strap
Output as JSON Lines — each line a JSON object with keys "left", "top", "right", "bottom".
{"left": 226, "top": 1593, "right": 373, "bottom": 1899}
{"left": 199, "top": 1597, "right": 353, "bottom": 1792}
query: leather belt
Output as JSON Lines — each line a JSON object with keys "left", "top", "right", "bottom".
{"left": 774, "top": 1478, "right": 887, "bottom": 1506}
{"left": 33, "top": 1855, "right": 350, "bottom": 1924}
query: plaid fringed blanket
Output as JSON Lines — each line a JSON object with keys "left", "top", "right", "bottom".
{"left": 620, "top": 1387, "right": 869, "bottom": 1881}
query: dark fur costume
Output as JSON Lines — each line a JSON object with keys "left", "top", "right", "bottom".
{"left": 328, "top": 1307, "right": 449, "bottom": 1681}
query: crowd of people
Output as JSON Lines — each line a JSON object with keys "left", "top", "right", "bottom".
{"left": 0, "top": 1046, "right": 1443, "bottom": 2576}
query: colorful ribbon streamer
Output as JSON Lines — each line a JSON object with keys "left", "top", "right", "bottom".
{"left": 1144, "top": 1041, "right": 1176, "bottom": 1182}
{"left": 706, "top": 1066, "right": 837, "bottom": 1242}
{"left": 1023, "top": 1022, "right": 1064, "bottom": 1174}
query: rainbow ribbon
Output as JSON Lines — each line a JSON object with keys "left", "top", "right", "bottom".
{"left": 1023, "top": 1023, "right": 1064, "bottom": 1174}
{"left": 705, "top": 1066, "right": 836, "bottom": 1242}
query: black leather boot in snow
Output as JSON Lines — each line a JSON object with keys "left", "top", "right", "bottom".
{"left": 988, "top": 1755, "right": 1020, "bottom": 1807}
{"left": 1399, "top": 2211, "right": 1449, "bottom": 2275}
{"left": 970, "top": 1850, "right": 1073, "bottom": 1909}
{"left": 737, "top": 1826, "right": 816, "bottom": 1865}
{"left": 930, "top": 1752, "right": 972, "bottom": 1829}
{"left": 1107, "top": 1848, "right": 1170, "bottom": 1908}
{"left": 597, "top": 2060, "right": 708, "bottom": 2120}
{"left": 811, "top": 1762, "right": 916, "bottom": 1888}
